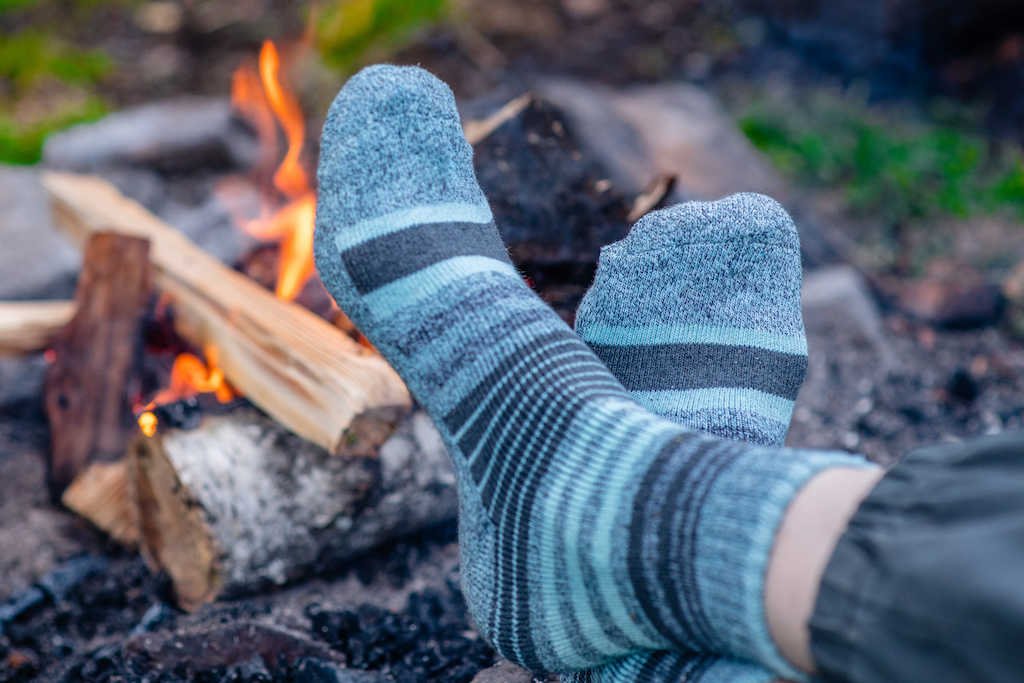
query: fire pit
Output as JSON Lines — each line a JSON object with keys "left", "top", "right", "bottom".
{"left": 3, "top": 12, "right": 1024, "bottom": 683}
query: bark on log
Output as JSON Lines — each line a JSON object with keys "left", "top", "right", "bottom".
{"left": 0, "top": 301, "right": 75, "bottom": 356}
{"left": 41, "top": 171, "right": 411, "bottom": 454}
{"left": 44, "top": 232, "right": 151, "bottom": 497}
{"left": 131, "top": 408, "right": 456, "bottom": 611}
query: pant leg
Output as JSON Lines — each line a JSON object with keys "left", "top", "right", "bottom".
{"left": 810, "top": 431, "right": 1024, "bottom": 683}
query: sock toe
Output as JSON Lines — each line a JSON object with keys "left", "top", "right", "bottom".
{"left": 604, "top": 192, "right": 799, "bottom": 260}
{"left": 581, "top": 194, "right": 805, "bottom": 338}
{"left": 315, "top": 64, "right": 488, "bottom": 228}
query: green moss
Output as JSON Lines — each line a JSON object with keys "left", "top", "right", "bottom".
{"left": 0, "top": 30, "right": 112, "bottom": 93}
{"left": 313, "top": 0, "right": 448, "bottom": 72}
{"left": 739, "top": 92, "right": 1024, "bottom": 228}
{"left": 0, "top": 97, "right": 107, "bottom": 164}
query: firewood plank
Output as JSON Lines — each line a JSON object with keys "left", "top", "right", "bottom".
{"left": 0, "top": 301, "right": 75, "bottom": 356}
{"left": 41, "top": 171, "right": 411, "bottom": 454}
{"left": 44, "top": 232, "right": 151, "bottom": 496}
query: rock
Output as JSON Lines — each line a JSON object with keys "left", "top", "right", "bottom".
{"left": 43, "top": 97, "right": 257, "bottom": 173}
{"left": 471, "top": 659, "right": 537, "bottom": 683}
{"left": 894, "top": 273, "right": 1005, "bottom": 329}
{"left": 0, "top": 166, "right": 80, "bottom": 300}
{"left": 535, "top": 77, "right": 785, "bottom": 201}
{"left": 802, "top": 265, "right": 894, "bottom": 366}
{"left": 0, "top": 355, "right": 47, "bottom": 416}
{"left": 531, "top": 78, "right": 844, "bottom": 265}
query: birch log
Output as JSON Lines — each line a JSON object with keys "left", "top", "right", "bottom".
{"left": 131, "top": 408, "right": 456, "bottom": 610}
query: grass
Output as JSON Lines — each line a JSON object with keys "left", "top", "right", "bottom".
{"left": 0, "top": 30, "right": 112, "bottom": 92}
{"left": 0, "top": 97, "right": 107, "bottom": 164}
{"left": 739, "top": 91, "right": 1024, "bottom": 229}
{"left": 0, "top": 0, "right": 449, "bottom": 164}
{"left": 0, "top": 17, "right": 113, "bottom": 163}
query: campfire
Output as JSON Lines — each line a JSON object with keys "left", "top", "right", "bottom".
{"left": 22, "top": 39, "right": 474, "bottom": 612}
{"left": 0, "top": 27, "right": 659, "bottom": 681}
{"left": 11, "top": 36, "right": 566, "bottom": 617}
{"left": 134, "top": 40, "right": 318, "bottom": 438}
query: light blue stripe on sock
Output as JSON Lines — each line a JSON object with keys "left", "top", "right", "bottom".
{"left": 363, "top": 255, "right": 518, "bottom": 319}
{"left": 579, "top": 323, "right": 808, "bottom": 356}
{"left": 632, "top": 388, "right": 795, "bottom": 425}
{"left": 333, "top": 201, "right": 494, "bottom": 251}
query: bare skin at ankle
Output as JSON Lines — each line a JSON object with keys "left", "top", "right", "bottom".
{"left": 765, "top": 466, "right": 885, "bottom": 674}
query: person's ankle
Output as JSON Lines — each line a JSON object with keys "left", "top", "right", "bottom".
{"left": 765, "top": 465, "right": 884, "bottom": 673}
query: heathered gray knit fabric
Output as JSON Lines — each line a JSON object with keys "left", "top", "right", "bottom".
{"left": 576, "top": 195, "right": 808, "bottom": 446}
{"left": 569, "top": 196, "right": 811, "bottom": 682}
{"left": 313, "top": 64, "right": 867, "bottom": 680}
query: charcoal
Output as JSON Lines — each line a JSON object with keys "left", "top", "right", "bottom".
{"left": 947, "top": 367, "right": 980, "bottom": 403}
{"left": 131, "top": 602, "right": 177, "bottom": 635}
{"left": 307, "top": 581, "right": 495, "bottom": 682}
{"left": 291, "top": 658, "right": 389, "bottom": 683}
{"left": 36, "top": 555, "right": 108, "bottom": 602}
{"left": 0, "top": 555, "right": 108, "bottom": 638}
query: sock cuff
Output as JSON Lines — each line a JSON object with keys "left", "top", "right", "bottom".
{"left": 695, "top": 447, "right": 872, "bottom": 680}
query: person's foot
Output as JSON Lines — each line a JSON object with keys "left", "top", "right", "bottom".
{"left": 314, "top": 64, "right": 863, "bottom": 677}
{"left": 569, "top": 196, "right": 809, "bottom": 682}
{"left": 576, "top": 194, "right": 808, "bottom": 447}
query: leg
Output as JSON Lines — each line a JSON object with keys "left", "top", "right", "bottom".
{"left": 314, "top": 64, "right": 870, "bottom": 677}
{"left": 572, "top": 195, "right": 865, "bottom": 682}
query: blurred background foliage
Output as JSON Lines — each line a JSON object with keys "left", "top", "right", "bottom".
{"left": 740, "top": 92, "right": 1024, "bottom": 228}
{"left": 312, "top": 0, "right": 448, "bottom": 71}
{"left": 0, "top": 0, "right": 1023, "bottom": 256}
{"left": 0, "top": 0, "right": 451, "bottom": 163}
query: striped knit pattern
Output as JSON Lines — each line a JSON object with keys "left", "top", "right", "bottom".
{"left": 572, "top": 650, "right": 777, "bottom": 683}
{"left": 313, "top": 64, "right": 865, "bottom": 678}
{"left": 569, "top": 198, "right": 809, "bottom": 682}
{"left": 576, "top": 195, "right": 808, "bottom": 447}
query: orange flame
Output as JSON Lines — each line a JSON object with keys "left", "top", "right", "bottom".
{"left": 137, "top": 39, "right": 317, "bottom": 436}
{"left": 230, "top": 39, "right": 317, "bottom": 302}
{"left": 136, "top": 346, "right": 234, "bottom": 437}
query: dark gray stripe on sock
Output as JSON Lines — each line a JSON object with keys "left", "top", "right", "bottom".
{"left": 589, "top": 343, "right": 807, "bottom": 399}
{"left": 658, "top": 441, "right": 723, "bottom": 648}
{"left": 664, "top": 440, "right": 740, "bottom": 650}
{"left": 341, "top": 220, "right": 511, "bottom": 294}
{"left": 640, "top": 651, "right": 671, "bottom": 678}
{"left": 626, "top": 433, "right": 697, "bottom": 646}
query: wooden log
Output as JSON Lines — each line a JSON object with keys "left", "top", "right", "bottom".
{"left": 131, "top": 407, "right": 456, "bottom": 610}
{"left": 44, "top": 232, "right": 151, "bottom": 497}
{"left": 41, "top": 171, "right": 411, "bottom": 455}
{"left": 0, "top": 301, "right": 75, "bottom": 355}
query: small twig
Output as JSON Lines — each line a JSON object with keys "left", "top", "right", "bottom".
{"left": 464, "top": 93, "right": 533, "bottom": 146}
{"left": 627, "top": 174, "right": 677, "bottom": 222}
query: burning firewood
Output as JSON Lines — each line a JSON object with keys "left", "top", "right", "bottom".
{"left": 131, "top": 407, "right": 456, "bottom": 610}
{"left": 42, "top": 171, "right": 411, "bottom": 455}
{"left": 0, "top": 301, "right": 75, "bottom": 356}
{"left": 44, "top": 232, "right": 152, "bottom": 498}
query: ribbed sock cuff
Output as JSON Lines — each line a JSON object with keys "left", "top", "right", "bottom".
{"left": 695, "top": 447, "right": 872, "bottom": 680}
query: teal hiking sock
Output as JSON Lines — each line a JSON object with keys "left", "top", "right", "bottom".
{"left": 313, "top": 64, "right": 864, "bottom": 678}
{"left": 576, "top": 195, "right": 807, "bottom": 447}
{"left": 570, "top": 196, "right": 810, "bottom": 682}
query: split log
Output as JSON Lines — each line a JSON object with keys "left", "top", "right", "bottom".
{"left": 131, "top": 407, "right": 456, "bottom": 610}
{"left": 42, "top": 171, "right": 411, "bottom": 455}
{"left": 0, "top": 301, "right": 75, "bottom": 355}
{"left": 44, "top": 232, "right": 151, "bottom": 497}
